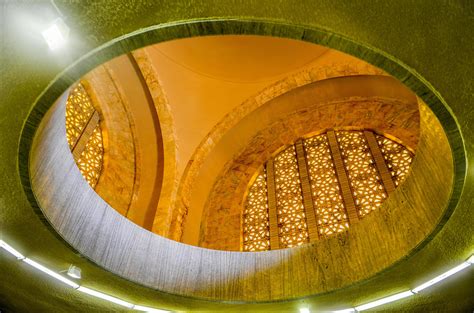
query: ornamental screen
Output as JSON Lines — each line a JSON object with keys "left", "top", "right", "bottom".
{"left": 242, "top": 129, "right": 414, "bottom": 251}
{"left": 65, "top": 84, "right": 104, "bottom": 188}
{"left": 274, "top": 146, "right": 309, "bottom": 248}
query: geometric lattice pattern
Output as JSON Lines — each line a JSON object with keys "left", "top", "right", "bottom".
{"left": 242, "top": 170, "right": 270, "bottom": 251}
{"left": 65, "top": 84, "right": 96, "bottom": 150}
{"left": 65, "top": 83, "right": 104, "bottom": 188}
{"left": 274, "top": 145, "right": 309, "bottom": 248}
{"left": 242, "top": 129, "right": 413, "bottom": 251}
{"left": 76, "top": 125, "right": 104, "bottom": 188}
{"left": 304, "top": 135, "right": 349, "bottom": 237}
{"left": 376, "top": 135, "right": 414, "bottom": 186}
{"left": 337, "top": 131, "right": 387, "bottom": 218}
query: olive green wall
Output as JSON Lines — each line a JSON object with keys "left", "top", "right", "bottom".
{"left": 0, "top": 1, "right": 473, "bottom": 312}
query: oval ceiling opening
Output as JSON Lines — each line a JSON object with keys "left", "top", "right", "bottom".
{"left": 27, "top": 28, "right": 458, "bottom": 303}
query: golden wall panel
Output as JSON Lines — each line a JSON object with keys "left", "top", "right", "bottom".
{"left": 377, "top": 135, "right": 414, "bottom": 186}
{"left": 239, "top": 130, "right": 413, "bottom": 250}
{"left": 242, "top": 170, "right": 270, "bottom": 251}
{"left": 273, "top": 146, "right": 309, "bottom": 248}
{"left": 76, "top": 125, "right": 104, "bottom": 188}
{"left": 304, "top": 135, "right": 349, "bottom": 237}
{"left": 65, "top": 84, "right": 104, "bottom": 188}
{"left": 337, "top": 131, "right": 386, "bottom": 218}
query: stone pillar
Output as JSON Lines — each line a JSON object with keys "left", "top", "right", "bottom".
{"left": 326, "top": 130, "right": 359, "bottom": 224}
{"left": 265, "top": 160, "right": 281, "bottom": 249}
{"left": 294, "top": 139, "right": 319, "bottom": 242}
{"left": 364, "top": 130, "right": 396, "bottom": 194}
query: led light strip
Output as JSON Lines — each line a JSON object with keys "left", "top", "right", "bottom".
{"left": 354, "top": 291, "right": 414, "bottom": 311}
{"left": 1, "top": 240, "right": 472, "bottom": 312}
{"left": 331, "top": 254, "right": 474, "bottom": 312}
{"left": 0, "top": 240, "right": 170, "bottom": 312}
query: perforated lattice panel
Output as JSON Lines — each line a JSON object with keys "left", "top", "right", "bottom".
{"left": 274, "top": 146, "right": 309, "bottom": 248}
{"left": 242, "top": 170, "right": 270, "bottom": 251}
{"left": 304, "top": 135, "right": 349, "bottom": 237}
{"left": 241, "top": 130, "right": 413, "bottom": 250}
{"left": 337, "top": 131, "right": 386, "bottom": 218}
{"left": 76, "top": 125, "right": 104, "bottom": 188}
{"left": 65, "top": 84, "right": 95, "bottom": 150}
{"left": 65, "top": 84, "right": 104, "bottom": 188}
{"left": 377, "top": 135, "right": 414, "bottom": 186}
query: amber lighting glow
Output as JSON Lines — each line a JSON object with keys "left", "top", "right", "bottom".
{"left": 76, "top": 126, "right": 104, "bottom": 188}
{"left": 65, "top": 84, "right": 95, "bottom": 148}
{"left": 337, "top": 131, "right": 386, "bottom": 218}
{"left": 304, "top": 135, "right": 349, "bottom": 237}
{"left": 242, "top": 170, "right": 271, "bottom": 251}
{"left": 377, "top": 135, "right": 414, "bottom": 186}
{"left": 242, "top": 129, "right": 413, "bottom": 251}
{"left": 65, "top": 84, "right": 104, "bottom": 188}
{"left": 274, "top": 146, "right": 309, "bottom": 248}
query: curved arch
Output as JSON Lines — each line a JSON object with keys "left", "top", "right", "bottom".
{"left": 81, "top": 65, "right": 138, "bottom": 217}
{"left": 131, "top": 49, "right": 179, "bottom": 237}
{"left": 198, "top": 75, "right": 420, "bottom": 251}
{"left": 172, "top": 60, "right": 388, "bottom": 241}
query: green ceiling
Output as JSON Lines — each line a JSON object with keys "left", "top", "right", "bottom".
{"left": 0, "top": 1, "right": 473, "bottom": 312}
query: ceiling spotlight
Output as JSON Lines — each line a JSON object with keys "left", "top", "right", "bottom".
{"left": 41, "top": 17, "right": 69, "bottom": 51}
{"left": 67, "top": 265, "right": 82, "bottom": 279}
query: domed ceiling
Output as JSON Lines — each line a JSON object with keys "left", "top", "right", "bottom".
{"left": 29, "top": 37, "right": 457, "bottom": 305}
{"left": 152, "top": 35, "right": 329, "bottom": 82}
{"left": 60, "top": 35, "right": 422, "bottom": 252}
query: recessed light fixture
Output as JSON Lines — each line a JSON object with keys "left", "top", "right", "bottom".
{"left": 299, "top": 308, "right": 310, "bottom": 313}
{"left": 41, "top": 17, "right": 69, "bottom": 51}
{"left": 67, "top": 265, "right": 82, "bottom": 279}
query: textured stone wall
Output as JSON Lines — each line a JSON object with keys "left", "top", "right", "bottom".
{"left": 83, "top": 57, "right": 169, "bottom": 231}
{"left": 200, "top": 97, "right": 420, "bottom": 250}
{"left": 172, "top": 61, "right": 387, "bottom": 241}
{"left": 82, "top": 65, "right": 138, "bottom": 216}
{"left": 132, "top": 49, "right": 179, "bottom": 237}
